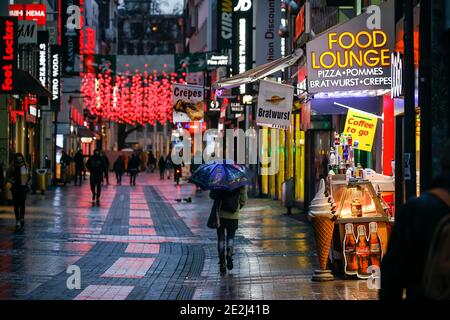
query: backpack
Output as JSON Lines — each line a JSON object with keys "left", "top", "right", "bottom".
{"left": 422, "top": 188, "right": 450, "bottom": 300}
{"left": 217, "top": 189, "right": 241, "bottom": 213}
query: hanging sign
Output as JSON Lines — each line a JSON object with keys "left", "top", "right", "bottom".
{"left": 18, "top": 21, "right": 37, "bottom": 44}
{"left": 0, "top": 17, "right": 18, "bottom": 94}
{"left": 172, "top": 84, "right": 204, "bottom": 123}
{"left": 50, "top": 45, "right": 61, "bottom": 111}
{"left": 343, "top": 108, "right": 378, "bottom": 152}
{"left": 9, "top": 4, "right": 47, "bottom": 26}
{"left": 256, "top": 80, "right": 294, "bottom": 129}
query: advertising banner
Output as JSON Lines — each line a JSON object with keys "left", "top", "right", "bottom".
{"left": 18, "top": 21, "right": 37, "bottom": 44}
{"left": 50, "top": 45, "right": 61, "bottom": 111}
{"left": 306, "top": 0, "right": 394, "bottom": 93}
{"left": 9, "top": 4, "right": 47, "bottom": 26}
{"left": 256, "top": 80, "right": 294, "bottom": 129}
{"left": 172, "top": 84, "right": 204, "bottom": 123}
{"left": 255, "top": 0, "right": 281, "bottom": 67}
{"left": 0, "top": 17, "right": 18, "bottom": 94}
{"left": 343, "top": 108, "right": 378, "bottom": 152}
{"left": 61, "top": 0, "right": 80, "bottom": 75}
{"left": 175, "top": 52, "right": 207, "bottom": 72}
{"left": 343, "top": 222, "right": 383, "bottom": 279}
{"left": 217, "top": 0, "right": 233, "bottom": 52}
{"left": 38, "top": 31, "right": 50, "bottom": 106}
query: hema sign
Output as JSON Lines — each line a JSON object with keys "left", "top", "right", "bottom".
{"left": 306, "top": 0, "right": 395, "bottom": 94}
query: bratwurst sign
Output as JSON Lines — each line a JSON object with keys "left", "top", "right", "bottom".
{"left": 306, "top": 0, "right": 394, "bottom": 93}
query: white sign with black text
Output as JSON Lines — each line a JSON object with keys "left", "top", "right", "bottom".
{"left": 256, "top": 80, "right": 294, "bottom": 130}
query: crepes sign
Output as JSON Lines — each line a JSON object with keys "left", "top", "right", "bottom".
{"left": 172, "top": 84, "right": 204, "bottom": 123}
{"left": 256, "top": 80, "right": 294, "bottom": 130}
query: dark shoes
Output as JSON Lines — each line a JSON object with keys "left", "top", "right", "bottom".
{"left": 219, "top": 258, "right": 227, "bottom": 274}
{"left": 226, "top": 248, "right": 234, "bottom": 270}
{"left": 20, "top": 219, "right": 24, "bottom": 227}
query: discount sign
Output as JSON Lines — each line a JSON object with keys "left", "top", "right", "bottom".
{"left": 343, "top": 109, "right": 378, "bottom": 152}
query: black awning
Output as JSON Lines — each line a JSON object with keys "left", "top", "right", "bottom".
{"left": 76, "top": 126, "right": 95, "bottom": 138}
{"left": 13, "top": 69, "right": 51, "bottom": 97}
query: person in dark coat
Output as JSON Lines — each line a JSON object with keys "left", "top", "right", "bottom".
{"left": 147, "top": 152, "right": 156, "bottom": 173}
{"left": 165, "top": 153, "right": 173, "bottom": 180}
{"left": 100, "top": 151, "right": 110, "bottom": 185}
{"left": 60, "top": 150, "right": 71, "bottom": 186}
{"left": 86, "top": 149, "right": 103, "bottom": 205}
{"left": 6, "top": 153, "right": 30, "bottom": 228}
{"left": 158, "top": 156, "right": 166, "bottom": 180}
{"left": 380, "top": 140, "right": 450, "bottom": 300}
{"left": 73, "top": 149, "right": 84, "bottom": 186}
{"left": 128, "top": 153, "right": 140, "bottom": 186}
{"left": 113, "top": 154, "right": 125, "bottom": 185}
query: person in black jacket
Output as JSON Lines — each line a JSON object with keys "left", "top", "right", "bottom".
{"left": 6, "top": 153, "right": 30, "bottom": 228}
{"left": 113, "top": 154, "right": 125, "bottom": 185}
{"left": 73, "top": 149, "right": 84, "bottom": 186}
{"left": 100, "top": 151, "right": 110, "bottom": 185}
{"left": 60, "top": 150, "right": 71, "bottom": 186}
{"left": 86, "top": 149, "right": 103, "bottom": 205}
{"left": 128, "top": 153, "right": 140, "bottom": 186}
{"left": 380, "top": 140, "right": 450, "bottom": 299}
{"left": 158, "top": 156, "right": 166, "bottom": 180}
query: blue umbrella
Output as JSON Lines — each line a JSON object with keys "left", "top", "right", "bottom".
{"left": 189, "top": 160, "right": 252, "bottom": 191}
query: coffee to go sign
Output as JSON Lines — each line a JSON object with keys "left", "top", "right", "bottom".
{"left": 0, "top": 17, "right": 18, "bottom": 94}
{"left": 306, "top": 0, "right": 394, "bottom": 94}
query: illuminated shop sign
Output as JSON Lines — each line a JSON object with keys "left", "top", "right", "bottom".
{"left": 207, "top": 54, "right": 229, "bottom": 67}
{"left": 37, "top": 31, "right": 49, "bottom": 89}
{"left": 9, "top": 4, "right": 47, "bottom": 26}
{"left": 306, "top": 0, "right": 394, "bottom": 94}
{"left": 50, "top": 45, "right": 61, "bottom": 111}
{"left": 390, "top": 52, "right": 403, "bottom": 99}
{"left": 0, "top": 17, "right": 18, "bottom": 94}
{"left": 218, "top": 0, "right": 233, "bottom": 51}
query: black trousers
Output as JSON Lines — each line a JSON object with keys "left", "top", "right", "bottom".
{"left": 129, "top": 170, "right": 137, "bottom": 185}
{"left": 159, "top": 169, "right": 164, "bottom": 180}
{"left": 74, "top": 168, "right": 83, "bottom": 185}
{"left": 103, "top": 170, "right": 109, "bottom": 184}
{"left": 12, "top": 186, "right": 27, "bottom": 221}
{"left": 116, "top": 172, "right": 122, "bottom": 184}
{"left": 217, "top": 218, "right": 238, "bottom": 259}
{"left": 90, "top": 177, "right": 102, "bottom": 200}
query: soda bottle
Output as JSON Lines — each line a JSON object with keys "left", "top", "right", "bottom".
{"left": 369, "top": 222, "right": 382, "bottom": 268}
{"left": 343, "top": 224, "right": 358, "bottom": 274}
{"left": 356, "top": 225, "right": 370, "bottom": 278}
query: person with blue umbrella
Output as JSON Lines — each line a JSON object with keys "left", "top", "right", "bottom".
{"left": 189, "top": 160, "right": 250, "bottom": 274}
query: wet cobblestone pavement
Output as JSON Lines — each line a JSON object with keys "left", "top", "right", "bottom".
{"left": 0, "top": 174, "right": 378, "bottom": 300}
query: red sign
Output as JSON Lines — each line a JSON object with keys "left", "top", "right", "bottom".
{"left": 295, "top": 5, "right": 305, "bottom": 41}
{"left": 9, "top": 4, "right": 47, "bottom": 26}
{"left": 0, "top": 17, "right": 17, "bottom": 93}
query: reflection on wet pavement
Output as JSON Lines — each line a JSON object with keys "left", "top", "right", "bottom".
{"left": 0, "top": 174, "right": 378, "bottom": 300}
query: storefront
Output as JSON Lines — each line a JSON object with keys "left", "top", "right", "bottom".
{"left": 304, "top": 0, "right": 397, "bottom": 280}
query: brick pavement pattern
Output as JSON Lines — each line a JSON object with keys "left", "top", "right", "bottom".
{"left": 0, "top": 174, "right": 378, "bottom": 300}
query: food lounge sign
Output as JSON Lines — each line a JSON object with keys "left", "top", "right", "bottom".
{"left": 0, "top": 17, "right": 18, "bottom": 94}
{"left": 306, "top": 0, "right": 394, "bottom": 93}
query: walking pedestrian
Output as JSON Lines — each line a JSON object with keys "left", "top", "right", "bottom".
{"left": 380, "top": 140, "right": 450, "bottom": 300}
{"left": 165, "top": 153, "right": 173, "bottom": 180}
{"left": 158, "top": 156, "right": 166, "bottom": 180}
{"left": 128, "top": 153, "right": 140, "bottom": 186}
{"left": 60, "top": 150, "right": 71, "bottom": 186}
{"left": 6, "top": 153, "right": 31, "bottom": 228}
{"left": 209, "top": 186, "right": 248, "bottom": 274}
{"left": 86, "top": 149, "right": 103, "bottom": 205}
{"left": 73, "top": 149, "right": 84, "bottom": 186}
{"left": 147, "top": 152, "right": 156, "bottom": 173}
{"left": 113, "top": 154, "right": 125, "bottom": 185}
{"left": 100, "top": 151, "right": 110, "bottom": 185}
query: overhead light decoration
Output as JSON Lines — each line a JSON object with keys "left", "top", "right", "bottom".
{"left": 81, "top": 67, "right": 186, "bottom": 125}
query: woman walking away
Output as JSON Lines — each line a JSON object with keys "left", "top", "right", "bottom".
{"left": 210, "top": 186, "right": 248, "bottom": 274}
{"left": 113, "top": 154, "right": 125, "bottom": 185}
{"left": 86, "top": 149, "right": 103, "bottom": 205}
{"left": 6, "top": 153, "right": 31, "bottom": 228}
{"left": 158, "top": 156, "right": 166, "bottom": 180}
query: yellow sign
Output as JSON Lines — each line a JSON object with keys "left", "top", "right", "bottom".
{"left": 343, "top": 109, "right": 378, "bottom": 152}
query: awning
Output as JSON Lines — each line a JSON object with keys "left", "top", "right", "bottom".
{"left": 212, "top": 49, "right": 304, "bottom": 90}
{"left": 13, "top": 69, "right": 51, "bottom": 97}
{"left": 76, "top": 126, "right": 95, "bottom": 138}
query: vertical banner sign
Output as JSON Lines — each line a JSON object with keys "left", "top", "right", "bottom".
{"left": 217, "top": 0, "right": 233, "bottom": 53}
{"left": 343, "top": 109, "right": 378, "bottom": 152}
{"left": 61, "top": 0, "right": 80, "bottom": 75}
{"left": 0, "top": 17, "right": 18, "bottom": 94}
{"left": 255, "top": 0, "right": 281, "bottom": 67}
{"left": 50, "top": 45, "right": 61, "bottom": 111}
{"left": 38, "top": 31, "right": 50, "bottom": 106}
{"left": 17, "top": 21, "right": 37, "bottom": 44}
{"left": 232, "top": 0, "right": 253, "bottom": 95}
{"left": 256, "top": 80, "right": 294, "bottom": 129}
{"left": 172, "top": 84, "right": 204, "bottom": 123}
